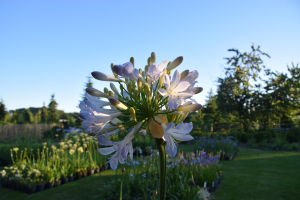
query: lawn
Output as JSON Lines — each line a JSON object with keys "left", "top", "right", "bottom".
{"left": 1, "top": 146, "right": 300, "bottom": 200}
{"left": 214, "top": 148, "right": 300, "bottom": 200}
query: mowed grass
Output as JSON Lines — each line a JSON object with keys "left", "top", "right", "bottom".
{"left": 1, "top": 146, "right": 300, "bottom": 200}
{"left": 214, "top": 148, "right": 300, "bottom": 200}
{"left": 0, "top": 169, "right": 117, "bottom": 200}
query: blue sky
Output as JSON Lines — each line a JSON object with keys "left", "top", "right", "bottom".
{"left": 0, "top": 0, "right": 299, "bottom": 113}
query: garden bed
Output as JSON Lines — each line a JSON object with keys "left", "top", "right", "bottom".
{"left": 0, "top": 165, "right": 110, "bottom": 195}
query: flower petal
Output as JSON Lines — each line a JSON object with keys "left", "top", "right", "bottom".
{"left": 165, "top": 123, "right": 175, "bottom": 132}
{"left": 170, "top": 132, "right": 194, "bottom": 141}
{"left": 172, "top": 81, "right": 190, "bottom": 93}
{"left": 109, "top": 152, "right": 119, "bottom": 170}
{"left": 163, "top": 75, "right": 171, "bottom": 90}
{"left": 172, "top": 122, "right": 193, "bottom": 134}
{"left": 164, "top": 131, "right": 177, "bottom": 157}
{"left": 98, "top": 146, "right": 115, "bottom": 155}
{"left": 170, "top": 70, "right": 180, "bottom": 90}
{"left": 158, "top": 89, "right": 168, "bottom": 96}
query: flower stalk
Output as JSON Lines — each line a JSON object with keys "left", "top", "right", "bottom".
{"left": 155, "top": 138, "right": 167, "bottom": 200}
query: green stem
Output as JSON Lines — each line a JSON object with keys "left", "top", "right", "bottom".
{"left": 120, "top": 172, "right": 124, "bottom": 200}
{"left": 155, "top": 138, "right": 167, "bottom": 200}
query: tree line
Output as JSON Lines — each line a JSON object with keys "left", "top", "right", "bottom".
{"left": 187, "top": 45, "right": 299, "bottom": 132}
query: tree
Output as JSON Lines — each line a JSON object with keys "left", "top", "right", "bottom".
{"left": 23, "top": 109, "right": 33, "bottom": 124}
{"left": 217, "top": 45, "right": 270, "bottom": 131}
{"left": 81, "top": 76, "right": 93, "bottom": 100}
{"left": 41, "top": 102, "right": 48, "bottom": 123}
{"left": 263, "top": 63, "right": 300, "bottom": 127}
{"left": 48, "top": 94, "right": 59, "bottom": 123}
{"left": 0, "top": 99, "right": 6, "bottom": 122}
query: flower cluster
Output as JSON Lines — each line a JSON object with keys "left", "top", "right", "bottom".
{"left": 79, "top": 53, "right": 203, "bottom": 169}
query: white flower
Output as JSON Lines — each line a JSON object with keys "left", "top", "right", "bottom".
{"left": 146, "top": 60, "right": 168, "bottom": 82}
{"left": 84, "top": 92, "right": 111, "bottom": 108}
{"left": 158, "top": 70, "right": 193, "bottom": 109}
{"left": 162, "top": 122, "right": 194, "bottom": 157}
{"left": 79, "top": 99, "right": 121, "bottom": 134}
{"left": 97, "top": 123, "right": 142, "bottom": 170}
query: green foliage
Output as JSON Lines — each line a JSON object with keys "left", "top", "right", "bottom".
{"left": 48, "top": 94, "right": 59, "bottom": 124}
{"left": 0, "top": 99, "right": 6, "bottom": 122}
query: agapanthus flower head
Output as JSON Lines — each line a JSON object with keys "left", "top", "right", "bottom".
{"left": 79, "top": 52, "right": 203, "bottom": 169}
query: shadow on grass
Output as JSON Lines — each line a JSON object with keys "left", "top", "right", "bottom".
{"left": 0, "top": 170, "right": 118, "bottom": 200}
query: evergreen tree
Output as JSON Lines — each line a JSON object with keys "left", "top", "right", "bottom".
{"left": 0, "top": 99, "right": 6, "bottom": 122}
{"left": 81, "top": 76, "right": 93, "bottom": 100}
{"left": 41, "top": 102, "right": 48, "bottom": 123}
{"left": 48, "top": 94, "right": 59, "bottom": 123}
{"left": 217, "top": 45, "right": 270, "bottom": 131}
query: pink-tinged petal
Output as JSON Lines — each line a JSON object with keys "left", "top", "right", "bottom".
{"left": 170, "top": 70, "right": 181, "bottom": 90}
{"left": 158, "top": 89, "right": 168, "bottom": 96}
{"left": 163, "top": 75, "right": 171, "bottom": 90}
{"left": 98, "top": 146, "right": 115, "bottom": 155}
{"left": 164, "top": 131, "right": 177, "bottom": 157}
{"left": 173, "top": 122, "right": 193, "bottom": 134}
{"left": 172, "top": 81, "right": 190, "bottom": 93}
{"left": 165, "top": 123, "right": 175, "bottom": 132}
{"left": 170, "top": 132, "right": 194, "bottom": 141}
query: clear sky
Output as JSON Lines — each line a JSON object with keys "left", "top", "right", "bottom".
{"left": 0, "top": 0, "right": 299, "bottom": 113}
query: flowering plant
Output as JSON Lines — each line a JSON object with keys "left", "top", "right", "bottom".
{"left": 79, "top": 52, "right": 203, "bottom": 199}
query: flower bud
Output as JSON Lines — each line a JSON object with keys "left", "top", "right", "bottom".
{"left": 111, "top": 63, "right": 118, "bottom": 78}
{"left": 150, "top": 52, "right": 156, "bottom": 64}
{"left": 108, "top": 97, "right": 128, "bottom": 110}
{"left": 122, "top": 168, "right": 125, "bottom": 173}
{"left": 166, "top": 56, "right": 183, "bottom": 72}
{"left": 117, "top": 123, "right": 127, "bottom": 133}
{"left": 147, "top": 57, "right": 150, "bottom": 67}
{"left": 176, "top": 103, "right": 202, "bottom": 112}
{"left": 91, "top": 71, "right": 122, "bottom": 82}
{"left": 130, "top": 107, "right": 137, "bottom": 122}
{"left": 104, "top": 87, "right": 108, "bottom": 94}
{"left": 127, "top": 83, "right": 132, "bottom": 94}
{"left": 139, "top": 129, "right": 147, "bottom": 136}
{"left": 110, "top": 83, "right": 120, "bottom": 96}
{"left": 188, "top": 179, "right": 195, "bottom": 187}
{"left": 148, "top": 115, "right": 168, "bottom": 138}
{"left": 145, "top": 65, "right": 148, "bottom": 74}
{"left": 130, "top": 57, "right": 134, "bottom": 67}
{"left": 86, "top": 87, "right": 109, "bottom": 98}
{"left": 159, "top": 69, "right": 167, "bottom": 88}
{"left": 144, "top": 85, "right": 151, "bottom": 101}
{"left": 180, "top": 70, "right": 189, "bottom": 80}
{"left": 137, "top": 78, "right": 143, "bottom": 93}
{"left": 180, "top": 112, "right": 190, "bottom": 122}
{"left": 194, "top": 87, "right": 203, "bottom": 94}
{"left": 108, "top": 91, "right": 115, "bottom": 97}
